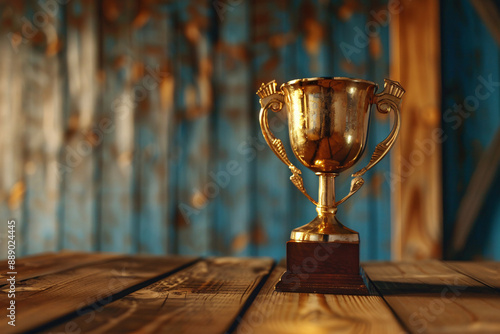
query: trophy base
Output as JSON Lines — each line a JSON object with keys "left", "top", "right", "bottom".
{"left": 275, "top": 240, "right": 369, "bottom": 295}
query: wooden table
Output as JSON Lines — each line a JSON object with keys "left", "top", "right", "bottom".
{"left": 1, "top": 252, "right": 499, "bottom": 333}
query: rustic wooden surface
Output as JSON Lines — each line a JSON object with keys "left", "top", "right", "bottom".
{"left": 2, "top": 253, "right": 500, "bottom": 333}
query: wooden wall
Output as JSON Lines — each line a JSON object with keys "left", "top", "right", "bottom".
{"left": 390, "top": 0, "right": 442, "bottom": 260}
{"left": 0, "top": 0, "right": 408, "bottom": 260}
{"left": 441, "top": 0, "right": 500, "bottom": 260}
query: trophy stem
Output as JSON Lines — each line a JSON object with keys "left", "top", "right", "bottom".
{"left": 290, "top": 172, "right": 359, "bottom": 242}
{"left": 317, "top": 172, "right": 337, "bottom": 215}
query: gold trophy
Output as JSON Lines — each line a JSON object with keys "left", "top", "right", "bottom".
{"left": 257, "top": 77, "right": 404, "bottom": 294}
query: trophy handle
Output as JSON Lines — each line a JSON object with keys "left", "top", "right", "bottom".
{"left": 336, "top": 79, "right": 405, "bottom": 206}
{"left": 258, "top": 80, "right": 318, "bottom": 206}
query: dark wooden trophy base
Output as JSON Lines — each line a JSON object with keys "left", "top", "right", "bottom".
{"left": 275, "top": 240, "right": 369, "bottom": 295}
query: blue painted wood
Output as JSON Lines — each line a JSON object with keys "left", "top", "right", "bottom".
{"left": 132, "top": 3, "right": 174, "bottom": 254}
{"left": 0, "top": 0, "right": 400, "bottom": 261}
{"left": 366, "top": 1, "right": 392, "bottom": 260}
{"left": 213, "top": 0, "right": 253, "bottom": 256}
{"left": 98, "top": 0, "right": 135, "bottom": 253}
{"left": 173, "top": 0, "right": 213, "bottom": 255}
{"left": 59, "top": 0, "right": 98, "bottom": 251}
{"left": 21, "top": 2, "right": 64, "bottom": 255}
{"left": 441, "top": 0, "right": 500, "bottom": 260}
{"left": 0, "top": 2, "right": 27, "bottom": 258}
{"left": 252, "top": 0, "right": 295, "bottom": 259}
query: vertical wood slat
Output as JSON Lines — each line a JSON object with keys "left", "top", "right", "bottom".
{"left": 60, "top": 0, "right": 98, "bottom": 251}
{"left": 213, "top": 0, "right": 252, "bottom": 255}
{"left": 441, "top": 0, "right": 500, "bottom": 260}
{"left": 0, "top": 3, "right": 26, "bottom": 258}
{"left": 390, "top": 0, "right": 442, "bottom": 260}
{"left": 329, "top": 1, "right": 374, "bottom": 260}
{"left": 132, "top": 2, "right": 175, "bottom": 254}
{"left": 174, "top": 0, "right": 213, "bottom": 255}
{"left": 253, "top": 0, "right": 294, "bottom": 258}
{"left": 0, "top": 1, "right": 398, "bottom": 260}
{"left": 366, "top": 1, "right": 392, "bottom": 260}
{"left": 23, "top": 1, "right": 64, "bottom": 254}
{"left": 99, "top": 0, "right": 136, "bottom": 253}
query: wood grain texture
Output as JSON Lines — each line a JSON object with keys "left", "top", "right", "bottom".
{"left": 446, "top": 261, "right": 500, "bottom": 290}
{"left": 174, "top": 0, "right": 213, "bottom": 255}
{"left": 0, "top": 2, "right": 26, "bottom": 258}
{"left": 22, "top": 0, "right": 64, "bottom": 255}
{"left": 213, "top": 0, "right": 252, "bottom": 256}
{"left": 364, "top": 261, "right": 500, "bottom": 333}
{"left": 252, "top": 0, "right": 295, "bottom": 258}
{"left": 43, "top": 257, "right": 273, "bottom": 334}
{"left": 98, "top": 0, "right": 136, "bottom": 253}
{"left": 60, "top": 0, "right": 99, "bottom": 251}
{"left": 131, "top": 2, "right": 175, "bottom": 254}
{"left": 0, "top": 255, "right": 197, "bottom": 333}
{"left": 366, "top": 1, "right": 393, "bottom": 260}
{"left": 0, "top": 1, "right": 403, "bottom": 261}
{"left": 236, "top": 263, "right": 404, "bottom": 334}
{"left": 0, "top": 251, "right": 119, "bottom": 285}
{"left": 390, "top": 0, "right": 442, "bottom": 260}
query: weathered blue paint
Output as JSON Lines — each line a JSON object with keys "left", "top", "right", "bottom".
{"left": 441, "top": 0, "right": 500, "bottom": 260}
{"left": 213, "top": 0, "right": 253, "bottom": 256}
{"left": 99, "top": 0, "right": 135, "bottom": 253}
{"left": 0, "top": 0, "right": 408, "bottom": 261}
{"left": 173, "top": 0, "right": 213, "bottom": 255}
{"left": 60, "top": 0, "right": 98, "bottom": 252}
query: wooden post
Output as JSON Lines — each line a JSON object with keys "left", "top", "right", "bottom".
{"left": 390, "top": 0, "right": 442, "bottom": 260}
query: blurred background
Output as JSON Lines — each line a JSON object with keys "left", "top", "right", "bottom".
{"left": 0, "top": 0, "right": 499, "bottom": 261}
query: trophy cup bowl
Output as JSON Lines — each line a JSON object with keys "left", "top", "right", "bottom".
{"left": 257, "top": 77, "right": 404, "bottom": 294}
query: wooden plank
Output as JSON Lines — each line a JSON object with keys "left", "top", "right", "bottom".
{"left": 98, "top": 0, "right": 136, "bottom": 252}
{"left": 364, "top": 261, "right": 500, "bottom": 333}
{"left": 173, "top": 0, "right": 213, "bottom": 255}
{"left": 237, "top": 263, "right": 404, "bottom": 334}
{"left": 0, "top": 2, "right": 26, "bottom": 258}
{"left": 252, "top": 0, "right": 295, "bottom": 259}
{"left": 212, "top": 0, "right": 252, "bottom": 256}
{"left": 42, "top": 257, "right": 273, "bottom": 334}
{"left": 390, "top": 0, "right": 442, "bottom": 260}
{"left": 21, "top": 0, "right": 64, "bottom": 255}
{"left": 441, "top": 0, "right": 500, "bottom": 260}
{"left": 59, "top": 0, "right": 99, "bottom": 251}
{"left": 0, "top": 255, "right": 197, "bottom": 333}
{"left": 446, "top": 262, "right": 500, "bottom": 290}
{"left": 0, "top": 251, "right": 120, "bottom": 285}
{"left": 131, "top": 2, "right": 175, "bottom": 254}
{"left": 366, "top": 0, "right": 393, "bottom": 260}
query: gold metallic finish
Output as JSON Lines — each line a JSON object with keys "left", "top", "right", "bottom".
{"left": 257, "top": 77, "right": 405, "bottom": 242}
